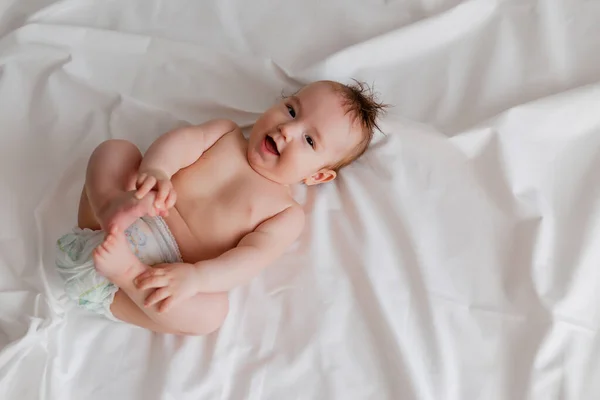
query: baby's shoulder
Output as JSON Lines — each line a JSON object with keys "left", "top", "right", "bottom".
{"left": 210, "top": 122, "right": 244, "bottom": 144}
{"left": 200, "top": 121, "right": 243, "bottom": 152}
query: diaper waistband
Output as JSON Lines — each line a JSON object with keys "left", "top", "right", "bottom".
{"left": 140, "top": 216, "right": 182, "bottom": 263}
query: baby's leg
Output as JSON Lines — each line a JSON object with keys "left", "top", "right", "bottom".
{"left": 79, "top": 139, "right": 157, "bottom": 232}
{"left": 78, "top": 140, "right": 225, "bottom": 334}
{"left": 94, "top": 230, "right": 228, "bottom": 335}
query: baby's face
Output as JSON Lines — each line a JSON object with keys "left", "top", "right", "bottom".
{"left": 247, "top": 82, "right": 362, "bottom": 185}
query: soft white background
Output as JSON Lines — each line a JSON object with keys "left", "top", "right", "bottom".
{"left": 1, "top": 0, "right": 600, "bottom": 399}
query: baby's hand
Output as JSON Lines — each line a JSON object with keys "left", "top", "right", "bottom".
{"left": 134, "top": 263, "right": 199, "bottom": 313}
{"left": 134, "top": 169, "right": 177, "bottom": 215}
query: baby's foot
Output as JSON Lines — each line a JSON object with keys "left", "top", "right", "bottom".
{"left": 98, "top": 190, "right": 158, "bottom": 232}
{"left": 93, "top": 228, "right": 147, "bottom": 283}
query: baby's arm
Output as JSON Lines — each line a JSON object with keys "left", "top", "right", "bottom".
{"left": 134, "top": 119, "right": 238, "bottom": 209}
{"left": 134, "top": 205, "right": 305, "bottom": 311}
{"left": 140, "top": 119, "right": 238, "bottom": 177}
{"left": 194, "top": 205, "right": 305, "bottom": 291}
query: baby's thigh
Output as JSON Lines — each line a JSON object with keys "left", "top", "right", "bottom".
{"left": 171, "top": 291, "right": 230, "bottom": 335}
{"left": 78, "top": 188, "right": 101, "bottom": 230}
{"left": 113, "top": 289, "right": 229, "bottom": 335}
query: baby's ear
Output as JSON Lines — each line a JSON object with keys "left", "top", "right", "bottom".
{"left": 304, "top": 169, "right": 336, "bottom": 186}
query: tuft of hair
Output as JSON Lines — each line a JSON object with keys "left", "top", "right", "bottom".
{"left": 328, "top": 80, "right": 388, "bottom": 171}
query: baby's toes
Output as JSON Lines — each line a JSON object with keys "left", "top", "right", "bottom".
{"left": 98, "top": 241, "right": 113, "bottom": 255}
{"left": 93, "top": 247, "right": 106, "bottom": 261}
{"left": 105, "top": 233, "right": 122, "bottom": 249}
{"left": 106, "top": 233, "right": 117, "bottom": 244}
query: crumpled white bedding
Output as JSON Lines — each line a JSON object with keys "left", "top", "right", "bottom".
{"left": 1, "top": 0, "right": 600, "bottom": 399}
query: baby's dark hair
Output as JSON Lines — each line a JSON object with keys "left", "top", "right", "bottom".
{"left": 327, "top": 80, "right": 388, "bottom": 171}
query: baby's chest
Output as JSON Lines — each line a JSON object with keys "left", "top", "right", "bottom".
{"left": 203, "top": 180, "right": 282, "bottom": 227}
{"left": 176, "top": 177, "right": 285, "bottom": 250}
{"left": 176, "top": 151, "right": 286, "bottom": 226}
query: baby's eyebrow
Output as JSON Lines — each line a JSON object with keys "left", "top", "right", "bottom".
{"left": 290, "top": 95, "right": 302, "bottom": 114}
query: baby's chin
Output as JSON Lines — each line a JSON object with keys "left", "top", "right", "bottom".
{"left": 246, "top": 161, "right": 303, "bottom": 186}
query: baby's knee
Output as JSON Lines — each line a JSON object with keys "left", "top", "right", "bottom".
{"left": 182, "top": 293, "right": 229, "bottom": 336}
{"left": 99, "top": 138, "right": 136, "bottom": 147}
{"left": 92, "top": 139, "right": 141, "bottom": 158}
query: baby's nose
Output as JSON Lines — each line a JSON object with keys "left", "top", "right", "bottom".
{"left": 278, "top": 124, "right": 294, "bottom": 143}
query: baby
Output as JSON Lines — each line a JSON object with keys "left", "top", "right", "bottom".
{"left": 56, "top": 80, "right": 386, "bottom": 335}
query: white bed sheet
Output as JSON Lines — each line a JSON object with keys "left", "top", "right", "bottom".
{"left": 1, "top": 0, "right": 600, "bottom": 399}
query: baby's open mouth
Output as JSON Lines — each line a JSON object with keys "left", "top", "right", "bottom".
{"left": 265, "top": 135, "right": 280, "bottom": 156}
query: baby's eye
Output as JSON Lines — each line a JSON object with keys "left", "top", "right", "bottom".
{"left": 286, "top": 105, "right": 296, "bottom": 118}
{"left": 305, "top": 135, "right": 315, "bottom": 148}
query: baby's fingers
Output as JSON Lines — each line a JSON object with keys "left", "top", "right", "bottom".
{"left": 134, "top": 269, "right": 164, "bottom": 283}
{"left": 135, "top": 176, "right": 157, "bottom": 199}
{"left": 136, "top": 173, "right": 147, "bottom": 187}
{"left": 158, "top": 297, "right": 176, "bottom": 313}
{"left": 134, "top": 173, "right": 148, "bottom": 194}
{"left": 165, "top": 190, "right": 177, "bottom": 209}
{"left": 145, "top": 288, "right": 170, "bottom": 308}
{"left": 155, "top": 182, "right": 172, "bottom": 209}
{"left": 135, "top": 275, "right": 169, "bottom": 290}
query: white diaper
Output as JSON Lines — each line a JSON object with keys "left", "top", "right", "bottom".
{"left": 55, "top": 216, "right": 182, "bottom": 321}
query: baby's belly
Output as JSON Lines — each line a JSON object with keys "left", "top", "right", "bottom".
{"left": 161, "top": 205, "right": 245, "bottom": 264}
{"left": 161, "top": 207, "right": 205, "bottom": 263}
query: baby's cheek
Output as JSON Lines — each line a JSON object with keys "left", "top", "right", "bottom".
{"left": 293, "top": 156, "right": 315, "bottom": 177}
